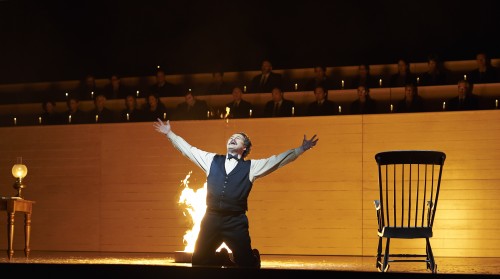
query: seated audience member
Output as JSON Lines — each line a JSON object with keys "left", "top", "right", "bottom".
{"left": 173, "top": 91, "right": 210, "bottom": 120}
{"left": 88, "top": 93, "right": 116, "bottom": 123}
{"left": 225, "top": 86, "right": 253, "bottom": 118}
{"left": 350, "top": 64, "right": 378, "bottom": 89}
{"left": 40, "top": 100, "right": 63, "bottom": 125}
{"left": 390, "top": 58, "right": 418, "bottom": 87}
{"left": 446, "top": 79, "right": 481, "bottom": 111}
{"left": 394, "top": 82, "right": 426, "bottom": 113}
{"left": 263, "top": 87, "right": 295, "bottom": 117}
{"left": 249, "top": 59, "right": 283, "bottom": 93}
{"left": 142, "top": 92, "right": 169, "bottom": 121}
{"left": 76, "top": 73, "right": 99, "bottom": 101}
{"left": 466, "top": 52, "right": 499, "bottom": 84}
{"left": 103, "top": 74, "right": 133, "bottom": 100}
{"left": 304, "top": 65, "right": 335, "bottom": 91}
{"left": 149, "top": 68, "right": 181, "bottom": 97}
{"left": 419, "top": 55, "right": 448, "bottom": 86}
{"left": 350, "top": 85, "right": 377, "bottom": 114}
{"left": 120, "top": 94, "right": 144, "bottom": 122}
{"left": 63, "top": 96, "right": 88, "bottom": 124}
{"left": 206, "top": 71, "right": 232, "bottom": 95}
{"left": 306, "top": 85, "right": 338, "bottom": 116}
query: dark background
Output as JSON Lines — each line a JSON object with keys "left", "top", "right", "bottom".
{"left": 1, "top": 0, "right": 499, "bottom": 84}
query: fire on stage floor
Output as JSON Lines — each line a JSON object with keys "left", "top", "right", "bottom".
{"left": 1, "top": 251, "right": 499, "bottom": 278}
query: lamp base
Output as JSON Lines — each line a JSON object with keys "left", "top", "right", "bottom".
{"left": 13, "top": 178, "right": 25, "bottom": 199}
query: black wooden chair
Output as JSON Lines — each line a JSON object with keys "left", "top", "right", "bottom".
{"left": 374, "top": 150, "right": 446, "bottom": 273}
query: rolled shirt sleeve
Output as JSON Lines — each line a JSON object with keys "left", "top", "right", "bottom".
{"left": 249, "top": 146, "right": 305, "bottom": 182}
{"left": 166, "top": 131, "right": 215, "bottom": 174}
{"left": 166, "top": 131, "right": 306, "bottom": 182}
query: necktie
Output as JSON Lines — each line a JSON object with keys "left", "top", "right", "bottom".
{"left": 227, "top": 154, "right": 239, "bottom": 161}
{"left": 273, "top": 103, "right": 279, "bottom": 116}
{"left": 260, "top": 74, "right": 267, "bottom": 86}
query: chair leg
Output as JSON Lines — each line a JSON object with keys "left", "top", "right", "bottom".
{"left": 426, "top": 238, "right": 437, "bottom": 273}
{"left": 376, "top": 237, "right": 382, "bottom": 270}
{"left": 381, "top": 238, "right": 390, "bottom": 272}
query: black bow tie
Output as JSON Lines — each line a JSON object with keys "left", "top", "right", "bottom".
{"left": 227, "top": 154, "right": 239, "bottom": 161}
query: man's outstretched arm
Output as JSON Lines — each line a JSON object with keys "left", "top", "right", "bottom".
{"left": 153, "top": 118, "right": 214, "bottom": 173}
{"left": 250, "top": 134, "right": 319, "bottom": 181}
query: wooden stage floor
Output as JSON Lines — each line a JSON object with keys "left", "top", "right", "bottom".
{"left": 1, "top": 251, "right": 499, "bottom": 278}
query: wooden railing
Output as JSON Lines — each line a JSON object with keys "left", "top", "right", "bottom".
{"left": 1, "top": 83, "right": 499, "bottom": 126}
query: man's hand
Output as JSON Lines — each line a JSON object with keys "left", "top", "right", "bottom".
{"left": 302, "top": 134, "right": 318, "bottom": 151}
{"left": 154, "top": 118, "right": 171, "bottom": 135}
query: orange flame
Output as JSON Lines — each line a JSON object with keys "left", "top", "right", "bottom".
{"left": 178, "top": 171, "right": 231, "bottom": 253}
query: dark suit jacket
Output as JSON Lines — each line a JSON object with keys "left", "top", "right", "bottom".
{"left": 350, "top": 98, "right": 377, "bottom": 114}
{"left": 103, "top": 84, "right": 134, "bottom": 100}
{"left": 150, "top": 82, "right": 181, "bottom": 97}
{"left": 394, "top": 96, "right": 426, "bottom": 113}
{"left": 263, "top": 99, "right": 295, "bottom": 117}
{"left": 120, "top": 108, "right": 144, "bottom": 122}
{"left": 64, "top": 109, "right": 88, "bottom": 124}
{"left": 40, "top": 112, "right": 64, "bottom": 125}
{"left": 225, "top": 99, "right": 253, "bottom": 118}
{"left": 174, "top": 99, "right": 210, "bottom": 120}
{"left": 88, "top": 107, "right": 116, "bottom": 123}
{"left": 206, "top": 81, "right": 233, "bottom": 95}
{"left": 249, "top": 72, "right": 283, "bottom": 93}
{"left": 350, "top": 75, "right": 379, "bottom": 89}
{"left": 304, "top": 77, "right": 336, "bottom": 91}
{"left": 142, "top": 102, "right": 169, "bottom": 121}
{"left": 446, "top": 94, "right": 481, "bottom": 111}
{"left": 419, "top": 71, "right": 448, "bottom": 86}
{"left": 306, "top": 100, "right": 338, "bottom": 116}
{"left": 467, "top": 67, "right": 499, "bottom": 84}
{"left": 390, "top": 73, "right": 418, "bottom": 87}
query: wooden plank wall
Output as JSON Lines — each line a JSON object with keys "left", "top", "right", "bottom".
{"left": 0, "top": 110, "right": 499, "bottom": 257}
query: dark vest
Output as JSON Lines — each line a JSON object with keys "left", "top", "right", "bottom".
{"left": 206, "top": 155, "right": 253, "bottom": 212}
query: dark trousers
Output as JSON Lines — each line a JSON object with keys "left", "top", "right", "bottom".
{"left": 191, "top": 210, "right": 259, "bottom": 268}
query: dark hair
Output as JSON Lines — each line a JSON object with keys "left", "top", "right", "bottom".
{"left": 42, "top": 100, "right": 56, "bottom": 111}
{"left": 238, "top": 132, "right": 252, "bottom": 159}
{"left": 358, "top": 85, "right": 370, "bottom": 92}
{"left": 427, "top": 53, "right": 440, "bottom": 63}
{"left": 359, "top": 64, "right": 370, "bottom": 72}
{"left": 125, "top": 92, "right": 136, "bottom": 99}
{"left": 93, "top": 93, "right": 107, "bottom": 102}
{"left": 271, "top": 86, "right": 284, "bottom": 93}
{"left": 314, "top": 65, "right": 327, "bottom": 72}
{"left": 184, "top": 90, "right": 195, "bottom": 97}
{"left": 404, "top": 80, "right": 418, "bottom": 88}
{"left": 67, "top": 95, "right": 80, "bottom": 104}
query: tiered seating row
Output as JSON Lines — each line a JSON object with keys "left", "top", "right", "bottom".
{"left": 0, "top": 83, "right": 499, "bottom": 126}
{"left": 0, "top": 59, "right": 499, "bottom": 105}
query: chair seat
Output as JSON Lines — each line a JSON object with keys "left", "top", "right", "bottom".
{"left": 380, "top": 227, "right": 433, "bottom": 238}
